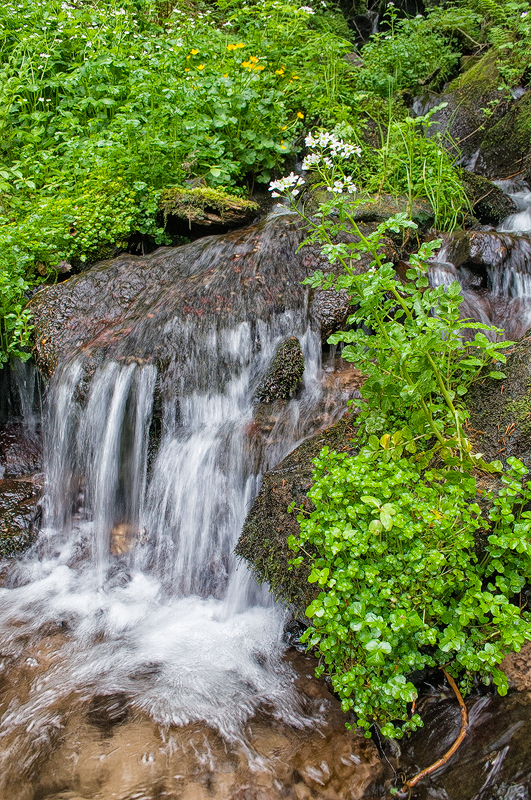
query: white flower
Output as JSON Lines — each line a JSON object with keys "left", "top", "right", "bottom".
{"left": 269, "top": 172, "right": 305, "bottom": 197}
{"left": 298, "top": 5, "right": 315, "bottom": 13}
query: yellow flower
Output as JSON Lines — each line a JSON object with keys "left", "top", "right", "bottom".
{"left": 197, "top": 64, "right": 205, "bottom": 70}
{"left": 227, "top": 43, "right": 236, "bottom": 50}
{"left": 186, "top": 55, "right": 191, "bottom": 59}
{"left": 223, "top": 73, "right": 229, "bottom": 77}
{"left": 297, "top": 111, "right": 304, "bottom": 119}
{"left": 250, "top": 56, "right": 259, "bottom": 63}
{"left": 242, "top": 60, "right": 250, "bottom": 68}
{"left": 256, "top": 65, "right": 265, "bottom": 71}
{"left": 292, "top": 75, "right": 299, "bottom": 79}
{"left": 190, "top": 48, "right": 199, "bottom": 55}
{"left": 275, "top": 67, "right": 285, "bottom": 75}
{"left": 185, "top": 67, "right": 190, "bottom": 72}
{"left": 236, "top": 42, "right": 245, "bottom": 49}
{"left": 280, "top": 141, "right": 286, "bottom": 149}
{"left": 279, "top": 124, "right": 287, "bottom": 130}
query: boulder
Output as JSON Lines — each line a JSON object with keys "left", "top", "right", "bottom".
{"left": 236, "top": 414, "right": 358, "bottom": 614}
{"left": 255, "top": 337, "right": 305, "bottom": 403}
{"left": 0, "top": 478, "right": 41, "bottom": 558}
{"left": 460, "top": 171, "right": 518, "bottom": 225}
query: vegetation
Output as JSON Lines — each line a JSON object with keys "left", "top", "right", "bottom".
{"left": 270, "top": 139, "right": 531, "bottom": 740}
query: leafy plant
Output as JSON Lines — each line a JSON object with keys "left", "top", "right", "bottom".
{"left": 289, "top": 451, "right": 531, "bottom": 739}
{"left": 272, "top": 135, "right": 531, "bottom": 741}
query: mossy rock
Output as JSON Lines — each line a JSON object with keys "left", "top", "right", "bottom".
{"left": 255, "top": 337, "right": 305, "bottom": 403}
{"left": 475, "top": 91, "right": 531, "bottom": 180}
{"left": 459, "top": 170, "right": 517, "bottom": 225}
{"left": 467, "top": 333, "right": 531, "bottom": 466}
{"left": 236, "top": 414, "right": 358, "bottom": 614}
{"left": 0, "top": 478, "right": 41, "bottom": 558}
{"left": 159, "top": 186, "right": 259, "bottom": 230}
{"left": 424, "top": 51, "right": 511, "bottom": 171}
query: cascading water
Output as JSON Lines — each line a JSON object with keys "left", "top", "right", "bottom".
{"left": 428, "top": 182, "right": 531, "bottom": 339}
{"left": 0, "top": 214, "right": 365, "bottom": 797}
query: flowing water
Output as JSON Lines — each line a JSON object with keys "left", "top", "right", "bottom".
{"left": 428, "top": 181, "right": 531, "bottom": 339}
{"left": 0, "top": 215, "right": 376, "bottom": 799}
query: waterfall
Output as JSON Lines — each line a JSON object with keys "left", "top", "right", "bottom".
{"left": 0, "top": 216, "right": 357, "bottom": 791}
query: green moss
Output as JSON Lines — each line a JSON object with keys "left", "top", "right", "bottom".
{"left": 159, "top": 186, "right": 258, "bottom": 227}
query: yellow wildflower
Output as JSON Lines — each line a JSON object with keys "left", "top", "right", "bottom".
{"left": 242, "top": 60, "right": 250, "bottom": 68}
{"left": 190, "top": 48, "right": 199, "bottom": 55}
{"left": 292, "top": 75, "right": 299, "bottom": 79}
{"left": 223, "top": 73, "right": 229, "bottom": 77}
{"left": 280, "top": 141, "right": 286, "bottom": 149}
{"left": 256, "top": 65, "right": 265, "bottom": 71}
{"left": 197, "top": 64, "right": 205, "bottom": 70}
{"left": 279, "top": 125, "right": 287, "bottom": 130}
{"left": 186, "top": 55, "right": 191, "bottom": 59}
{"left": 297, "top": 111, "right": 304, "bottom": 119}
{"left": 236, "top": 42, "right": 245, "bottom": 48}
{"left": 227, "top": 43, "right": 236, "bottom": 50}
{"left": 250, "top": 56, "right": 259, "bottom": 63}
{"left": 275, "top": 67, "right": 285, "bottom": 75}
{"left": 185, "top": 67, "right": 190, "bottom": 72}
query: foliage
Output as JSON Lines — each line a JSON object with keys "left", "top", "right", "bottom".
{"left": 355, "top": 5, "right": 461, "bottom": 96}
{"left": 302, "top": 115, "right": 470, "bottom": 231}
{"left": 289, "top": 451, "right": 531, "bottom": 739}
{"left": 465, "top": 0, "right": 531, "bottom": 86}
{"left": 0, "top": 0, "right": 355, "bottom": 363}
{"left": 272, "top": 138, "right": 530, "bottom": 740}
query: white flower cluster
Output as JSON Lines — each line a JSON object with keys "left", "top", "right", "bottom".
{"left": 304, "top": 131, "right": 361, "bottom": 159}
{"left": 298, "top": 5, "right": 315, "bottom": 13}
{"left": 269, "top": 172, "right": 306, "bottom": 197}
{"left": 326, "top": 176, "right": 357, "bottom": 194}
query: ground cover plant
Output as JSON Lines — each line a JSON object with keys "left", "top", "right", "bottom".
{"left": 271, "top": 135, "right": 531, "bottom": 744}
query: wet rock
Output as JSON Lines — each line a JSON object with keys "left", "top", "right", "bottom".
{"left": 0, "top": 422, "right": 42, "bottom": 479}
{"left": 236, "top": 414, "right": 359, "bottom": 614}
{"left": 0, "top": 477, "right": 42, "bottom": 558}
{"left": 255, "top": 338, "right": 305, "bottom": 403}
{"left": 420, "top": 51, "right": 531, "bottom": 180}
{"left": 30, "top": 216, "right": 332, "bottom": 383}
{"left": 460, "top": 171, "right": 518, "bottom": 225}
{"left": 311, "top": 289, "right": 351, "bottom": 343}
{"left": 466, "top": 332, "right": 531, "bottom": 466}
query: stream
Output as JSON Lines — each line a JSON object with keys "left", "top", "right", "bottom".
{"left": 1, "top": 200, "right": 531, "bottom": 798}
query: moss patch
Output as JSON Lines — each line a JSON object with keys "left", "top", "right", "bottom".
{"left": 159, "top": 186, "right": 259, "bottom": 229}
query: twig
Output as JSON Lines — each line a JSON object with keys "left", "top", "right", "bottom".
{"left": 398, "top": 669, "right": 468, "bottom": 794}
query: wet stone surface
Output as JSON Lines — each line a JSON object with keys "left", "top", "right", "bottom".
{"left": 0, "top": 477, "right": 42, "bottom": 558}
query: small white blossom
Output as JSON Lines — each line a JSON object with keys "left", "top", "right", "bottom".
{"left": 269, "top": 172, "right": 305, "bottom": 197}
{"left": 298, "top": 5, "right": 315, "bottom": 13}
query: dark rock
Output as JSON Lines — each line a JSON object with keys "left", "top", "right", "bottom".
{"left": 0, "top": 478, "right": 42, "bottom": 558}
{"left": 255, "top": 338, "right": 305, "bottom": 403}
{"left": 236, "top": 415, "right": 358, "bottom": 614}
{"left": 460, "top": 171, "right": 518, "bottom": 225}
{"left": 0, "top": 422, "right": 42, "bottom": 478}
{"left": 311, "top": 289, "right": 351, "bottom": 343}
{"left": 467, "top": 332, "right": 531, "bottom": 466}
